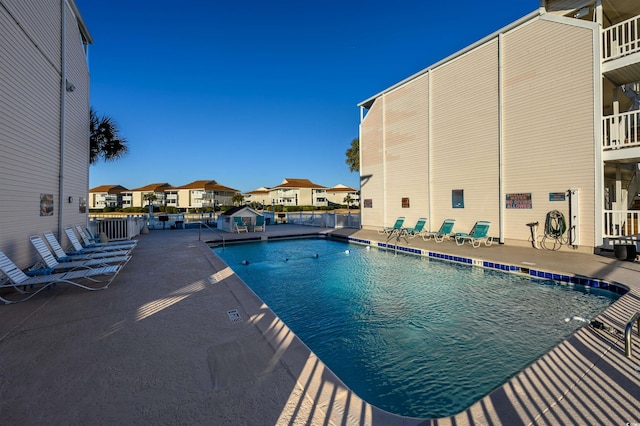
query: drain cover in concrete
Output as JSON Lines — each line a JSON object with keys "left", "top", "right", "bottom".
{"left": 208, "top": 334, "right": 278, "bottom": 390}
{"left": 227, "top": 309, "right": 242, "bottom": 323}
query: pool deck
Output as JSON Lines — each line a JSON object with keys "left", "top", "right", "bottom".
{"left": 0, "top": 225, "right": 638, "bottom": 425}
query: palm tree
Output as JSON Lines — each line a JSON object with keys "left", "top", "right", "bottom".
{"left": 143, "top": 193, "right": 157, "bottom": 211}
{"left": 345, "top": 137, "right": 359, "bottom": 172}
{"left": 90, "top": 107, "right": 128, "bottom": 164}
{"left": 232, "top": 193, "right": 245, "bottom": 206}
{"left": 343, "top": 194, "right": 353, "bottom": 209}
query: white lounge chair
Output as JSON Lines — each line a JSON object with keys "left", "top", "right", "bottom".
{"left": 43, "top": 232, "right": 130, "bottom": 261}
{"left": 64, "top": 228, "right": 134, "bottom": 254}
{"left": 0, "top": 251, "right": 119, "bottom": 304}
{"left": 75, "top": 225, "right": 137, "bottom": 249}
{"left": 30, "top": 235, "right": 130, "bottom": 273}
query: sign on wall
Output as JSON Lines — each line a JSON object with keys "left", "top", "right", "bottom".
{"left": 40, "top": 194, "right": 53, "bottom": 216}
{"left": 505, "top": 193, "right": 532, "bottom": 209}
{"left": 548, "top": 192, "right": 566, "bottom": 201}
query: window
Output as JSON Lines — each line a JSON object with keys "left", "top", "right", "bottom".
{"left": 402, "top": 198, "right": 410, "bottom": 208}
{"left": 452, "top": 190, "right": 464, "bottom": 208}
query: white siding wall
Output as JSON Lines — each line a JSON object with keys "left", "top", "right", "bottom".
{"left": 430, "top": 40, "right": 500, "bottom": 236}
{"left": 360, "top": 98, "right": 384, "bottom": 229}
{"left": 359, "top": 15, "right": 598, "bottom": 248}
{"left": 382, "top": 74, "right": 430, "bottom": 228}
{"left": 502, "top": 19, "right": 595, "bottom": 246}
{"left": 0, "top": 0, "right": 91, "bottom": 268}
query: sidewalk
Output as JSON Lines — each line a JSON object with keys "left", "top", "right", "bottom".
{"left": 0, "top": 225, "right": 638, "bottom": 425}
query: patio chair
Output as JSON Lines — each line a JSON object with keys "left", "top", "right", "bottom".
{"left": 75, "top": 225, "right": 137, "bottom": 249}
{"left": 405, "top": 218, "right": 428, "bottom": 238}
{"left": 30, "top": 235, "right": 130, "bottom": 273}
{"left": 455, "top": 221, "right": 493, "bottom": 248}
{"left": 422, "top": 219, "right": 456, "bottom": 242}
{"left": 234, "top": 217, "right": 248, "bottom": 233}
{"left": 0, "top": 251, "right": 119, "bottom": 304}
{"left": 378, "top": 217, "right": 405, "bottom": 235}
{"left": 64, "top": 228, "right": 134, "bottom": 254}
{"left": 43, "top": 232, "right": 130, "bottom": 261}
{"left": 253, "top": 216, "right": 265, "bottom": 232}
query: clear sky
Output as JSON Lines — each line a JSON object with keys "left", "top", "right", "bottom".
{"left": 77, "top": 0, "right": 536, "bottom": 193}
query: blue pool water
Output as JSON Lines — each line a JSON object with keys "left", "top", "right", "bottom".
{"left": 213, "top": 239, "right": 620, "bottom": 418}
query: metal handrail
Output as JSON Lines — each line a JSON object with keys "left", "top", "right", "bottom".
{"left": 198, "top": 221, "right": 225, "bottom": 248}
{"left": 625, "top": 311, "right": 640, "bottom": 358}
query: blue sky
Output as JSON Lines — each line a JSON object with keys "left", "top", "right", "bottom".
{"left": 77, "top": 0, "right": 535, "bottom": 193}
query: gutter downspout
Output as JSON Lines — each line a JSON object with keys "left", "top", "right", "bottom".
{"left": 427, "top": 70, "right": 433, "bottom": 232}
{"left": 498, "top": 33, "right": 505, "bottom": 244}
{"left": 58, "top": 0, "right": 67, "bottom": 237}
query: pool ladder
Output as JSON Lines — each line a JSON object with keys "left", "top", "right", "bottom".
{"left": 386, "top": 228, "right": 409, "bottom": 253}
{"left": 625, "top": 311, "right": 640, "bottom": 358}
{"left": 198, "top": 221, "right": 225, "bottom": 248}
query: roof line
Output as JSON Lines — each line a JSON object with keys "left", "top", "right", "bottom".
{"left": 358, "top": 9, "right": 541, "bottom": 108}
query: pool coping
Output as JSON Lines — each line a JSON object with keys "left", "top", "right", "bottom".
{"left": 211, "top": 227, "right": 640, "bottom": 424}
{"left": 0, "top": 226, "right": 637, "bottom": 425}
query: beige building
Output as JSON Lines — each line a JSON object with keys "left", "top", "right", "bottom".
{"left": 243, "top": 187, "right": 271, "bottom": 207}
{"left": 174, "top": 180, "right": 239, "bottom": 211}
{"left": 358, "top": 0, "right": 640, "bottom": 252}
{"left": 89, "top": 185, "right": 129, "bottom": 209}
{"left": 268, "top": 178, "right": 328, "bottom": 207}
{"left": 0, "top": 1, "right": 92, "bottom": 267}
{"left": 325, "top": 184, "right": 360, "bottom": 207}
{"left": 128, "top": 183, "right": 174, "bottom": 209}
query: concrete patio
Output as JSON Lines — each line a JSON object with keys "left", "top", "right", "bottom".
{"left": 0, "top": 225, "right": 638, "bottom": 425}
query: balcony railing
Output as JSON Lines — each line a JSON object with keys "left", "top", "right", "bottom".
{"left": 604, "top": 209, "right": 640, "bottom": 237}
{"left": 603, "top": 15, "right": 640, "bottom": 61}
{"left": 602, "top": 111, "right": 640, "bottom": 150}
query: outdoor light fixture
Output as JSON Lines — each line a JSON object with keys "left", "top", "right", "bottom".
{"left": 65, "top": 80, "right": 75, "bottom": 92}
{"left": 574, "top": 7, "right": 590, "bottom": 19}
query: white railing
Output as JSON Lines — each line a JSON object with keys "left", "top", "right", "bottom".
{"left": 602, "top": 15, "right": 640, "bottom": 61}
{"left": 89, "top": 216, "right": 147, "bottom": 240}
{"left": 278, "top": 211, "right": 361, "bottom": 229}
{"left": 604, "top": 210, "right": 640, "bottom": 237}
{"left": 602, "top": 111, "right": 640, "bottom": 150}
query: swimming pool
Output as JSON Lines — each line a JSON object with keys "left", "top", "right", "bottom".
{"left": 213, "top": 239, "right": 620, "bottom": 418}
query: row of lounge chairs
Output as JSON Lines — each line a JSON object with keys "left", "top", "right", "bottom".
{"left": 378, "top": 217, "right": 493, "bottom": 248}
{"left": 0, "top": 226, "right": 136, "bottom": 304}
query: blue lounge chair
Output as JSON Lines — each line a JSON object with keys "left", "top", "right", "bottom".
{"left": 405, "top": 218, "right": 428, "bottom": 238}
{"left": 234, "top": 217, "right": 248, "bottom": 233}
{"left": 378, "top": 217, "right": 405, "bottom": 235}
{"left": 422, "top": 219, "right": 456, "bottom": 242}
{"left": 253, "top": 216, "right": 265, "bottom": 232}
{"left": 455, "top": 221, "right": 492, "bottom": 248}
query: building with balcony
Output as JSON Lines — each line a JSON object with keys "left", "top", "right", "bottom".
{"left": 243, "top": 187, "right": 272, "bottom": 207}
{"left": 89, "top": 185, "right": 129, "bottom": 209}
{"left": 127, "top": 183, "right": 174, "bottom": 209}
{"left": 358, "top": 0, "right": 640, "bottom": 251}
{"left": 174, "top": 180, "right": 239, "bottom": 211}
{"left": 325, "top": 184, "right": 360, "bottom": 207}
{"left": 267, "top": 178, "right": 328, "bottom": 207}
